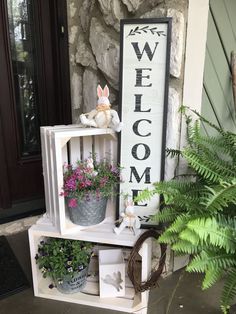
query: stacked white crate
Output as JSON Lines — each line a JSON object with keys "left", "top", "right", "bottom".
{"left": 28, "top": 125, "right": 152, "bottom": 314}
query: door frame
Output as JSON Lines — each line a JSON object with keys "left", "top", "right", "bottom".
{"left": 0, "top": 0, "right": 71, "bottom": 218}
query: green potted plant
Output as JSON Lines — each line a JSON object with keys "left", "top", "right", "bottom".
{"left": 61, "top": 156, "right": 121, "bottom": 226}
{"left": 137, "top": 107, "right": 236, "bottom": 313}
{"left": 35, "top": 237, "right": 93, "bottom": 294}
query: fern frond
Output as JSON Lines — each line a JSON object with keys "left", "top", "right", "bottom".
{"left": 221, "top": 268, "right": 236, "bottom": 314}
{"left": 202, "top": 181, "right": 236, "bottom": 213}
{"left": 183, "top": 106, "right": 223, "bottom": 134}
{"left": 172, "top": 239, "right": 202, "bottom": 254}
{"left": 166, "top": 214, "right": 191, "bottom": 234}
{"left": 187, "top": 250, "right": 236, "bottom": 273}
{"left": 179, "top": 228, "right": 200, "bottom": 245}
{"left": 152, "top": 206, "right": 180, "bottom": 223}
{"left": 183, "top": 148, "right": 234, "bottom": 183}
{"left": 194, "top": 135, "right": 235, "bottom": 160}
{"left": 187, "top": 217, "right": 236, "bottom": 253}
{"left": 134, "top": 188, "right": 156, "bottom": 202}
{"left": 202, "top": 267, "right": 224, "bottom": 290}
{"left": 158, "top": 229, "right": 179, "bottom": 244}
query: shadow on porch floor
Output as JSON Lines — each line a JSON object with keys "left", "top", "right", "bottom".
{"left": 0, "top": 231, "right": 226, "bottom": 314}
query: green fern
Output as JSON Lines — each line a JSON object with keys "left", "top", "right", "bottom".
{"left": 202, "top": 181, "right": 236, "bottom": 212}
{"left": 187, "top": 217, "right": 236, "bottom": 253}
{"left": 136, "top": 108, "right": 236, "bottom": 313}
{"left": 187, "top": 250, "right": 236, "bottom": 273}
{"left": 221, "top": 269, "right": 236, "bottom": 314}
{"left": 202, "top": 266, "right": 224, "bottom": 290}
{"left": 171, "top": 239, "right": 202, "bottom": 254}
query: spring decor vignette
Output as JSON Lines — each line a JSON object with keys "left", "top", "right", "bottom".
{"left": 136, "top": 106, "right": 236, "bottom": 314}
{"left": 35, "top": 238, "right": 93, "bottom": 294}
{"left": 61, "top": 157, "right": 121, "bottom": 226}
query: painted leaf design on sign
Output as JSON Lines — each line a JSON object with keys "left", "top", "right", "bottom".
{"left": 127, "top": 25, "right": 166, "bottom": 37}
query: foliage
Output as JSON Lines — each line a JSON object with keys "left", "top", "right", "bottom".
{"left": 35, "top": 237, "right": 93, "bottom": 285}
{"left": 61, "top": 157, "right": 121, "bottom": 207}
{"left": 136, "top": 106, "right": 236, "bottom": 313}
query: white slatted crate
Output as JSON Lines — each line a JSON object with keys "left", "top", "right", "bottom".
{"left": 40, "top": 125, "right": 118, "bottom": 234}
{"left": 28, "top": 223, "right": 152, "bottom": 314}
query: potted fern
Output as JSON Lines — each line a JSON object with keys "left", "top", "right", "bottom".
{"left": 137, "top": 107, "right": 236, "bottom": 313}
{"left": 35, "top": 237, "right": 93, "bottom": 294}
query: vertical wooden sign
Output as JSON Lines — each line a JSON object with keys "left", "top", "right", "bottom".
{"left": 119, "top": 18, "right": 172, "bottom": 226}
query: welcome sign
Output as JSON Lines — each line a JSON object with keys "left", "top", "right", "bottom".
{"left": 119, "top": 18, "right": 172, "bottom": 226}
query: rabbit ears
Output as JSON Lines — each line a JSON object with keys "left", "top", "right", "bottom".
{"left": 97, "top": 84, "right": 109, "bottom": 98}
{"left": 125, "top": 200, "right": 134, "bottom": 207}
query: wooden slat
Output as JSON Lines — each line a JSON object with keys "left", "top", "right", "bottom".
{"left": 94, "top": 136, "right": 105, "bottom": 161}
{"left": 40, "top": 128, "right": 52, "bottom": 221}
{"left": 210, "top": 0, "right": 236, "bottom": 64}
{"left": 224, "top": 0, "right": 236, "bottom": 41}
{"left": 204, "top": 48, "right": 236, "bottom": 132}
{"left": 201, "top": 87, "right": 221, "bottom": 137}
{"left": 51, "top": 136, "right": 67, "bottom": 233}
{"left": 69, "top": 137, "right": 81, "bottom": 165}
{"left": 82, "top": 136, "right": 93, "bottom": 160}
{"left": 203, "top": 11, "right": 236, "bottom": 131}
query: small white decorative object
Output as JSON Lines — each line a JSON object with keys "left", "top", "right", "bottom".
{"left": 80, "top": 84, "right": 123, "bottom": 132}
{"left": 114, "top": 200, "right": 141, "bottom": 236}
{"left": 99, "top": 249, "right": 125, "bottom": 298}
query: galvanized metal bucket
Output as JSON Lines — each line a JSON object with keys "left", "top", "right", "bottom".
{"left": 67, "top": 195, "right": 108, "bottom": 226}
{"left": 55, "top": 267, "right": 88, "bottom": 294}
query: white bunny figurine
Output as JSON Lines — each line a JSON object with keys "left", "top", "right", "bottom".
{"left": 86, "top": 157, "right": 98, "bottom": 176}
{"left": 114, "top": 200, "right": 141, "bottom": 236}
{"left": 80, "top": 85, "right": 123, "bottom": 132}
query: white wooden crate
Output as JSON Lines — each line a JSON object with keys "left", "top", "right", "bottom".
{"left": 40, "top": 125, "right": 118, "bottom": 234}
{"left": 28, "top": 223, "right": 152, "bottom": 314}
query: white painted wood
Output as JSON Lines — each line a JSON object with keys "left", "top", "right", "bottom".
{"left": 119, "top": 20, "right": 171, "bottom": 222}
{"left": 182, "top": 0, "right": 209, "bottom": 148}
{"left": 69, "top": 137, "right": 81, "bottom": 165}
{"left": 41, "top": 125, "right": 73, "bottom": 225}
{"left": 40, "top": 127, "right": 52, "bottom": 221}
{"left": 51, "top": 136, "right": 67, "bottom": 234}
{"left": 139, "top": 239, "right": 152, "bottom": 306}
{"left": 82, "top": 136, "right": 93, "bottom": 160}
{"left": 40, "top": 125, "right": 118, "bottom": 234}
{"left": 99, "top": 249, "right": 125, "bottom": 298}
{"left": 37, "top": 125, "right": 151, "bottom": 313}
{"left": 94, "top": 135, "right": 105, "bottom": 161}
{"left": 28, "top": 223, "right": 151, "bottom": 313}
{"left": 30, "top": 221, "right": 144, "bottom": 247}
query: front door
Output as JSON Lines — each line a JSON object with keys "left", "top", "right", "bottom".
{"left": 0, "top": 0, "right": 71, "bottom": 221}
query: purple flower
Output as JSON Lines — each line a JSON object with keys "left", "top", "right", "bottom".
{"left": 68, "top": 198, "right": 77, "bottom": 208}
{"left": 65, "top": 178, "right": 77, "bottom": 191}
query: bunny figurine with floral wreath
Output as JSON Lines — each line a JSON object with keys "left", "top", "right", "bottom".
{"left": 80, "top": 85, "right": 123, "bottom": 132}
{"left": 114, "top": 199, "right": 141, "bottom": 236}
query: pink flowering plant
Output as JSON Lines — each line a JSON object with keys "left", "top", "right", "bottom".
{"left": 61, "top": 157, "right": 121, "bottom": 208}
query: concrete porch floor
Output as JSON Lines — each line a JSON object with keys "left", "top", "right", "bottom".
{"left": 0, "top": 231, "right": 226, "bottom": 314}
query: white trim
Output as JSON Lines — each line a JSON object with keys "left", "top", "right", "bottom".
{"left": 181, "top": 0, "right": 209, "bottom": 148}
{"left": 183, "top": 0, "right": 209, "bottom": 111}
